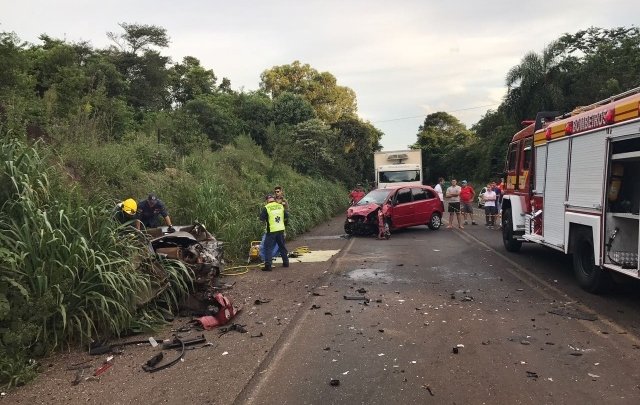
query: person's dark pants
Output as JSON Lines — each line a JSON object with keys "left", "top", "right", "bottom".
{"left": 141, "top": 217, "right": 160, "bottom": 229}
{"left": 485, "top": 206, "right": 497, "bottom": 226}
{"left": 264, "top": 231, "right": 289, "bottom": 268}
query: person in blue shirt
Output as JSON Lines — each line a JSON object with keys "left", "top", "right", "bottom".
{"left": 136, "top": 193, "right": 175, "bottom": 232}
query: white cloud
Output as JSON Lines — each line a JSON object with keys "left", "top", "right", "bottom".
{"left": 1, "top": 0, "right": 638, "bottom": 150}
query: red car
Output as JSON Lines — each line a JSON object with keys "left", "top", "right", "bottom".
{"left": 344, "top": 185, "right": 444, "bottom": 235}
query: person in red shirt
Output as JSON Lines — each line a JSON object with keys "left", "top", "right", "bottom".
{"left": 459, "top": 180, "right": 477, "bottom": 225}
{"left": 349, "top": 183, "right": 366, "bottom": 205}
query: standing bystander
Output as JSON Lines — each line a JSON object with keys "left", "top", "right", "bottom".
{"left": 434, "top": 177, "right": 445, "bottom": 202}
{"left": 445, "top": 179, "right": 463, "bottom": 229}
{"left": 459, "top": 180, "right": 477, "bottom": 225}
{"left": 349, "top": 184, "right": 366, "bottom": 205}
{"left": 274, "top": 186, "right": 289, "bottom": 212}
{"left": 482, "top": 182, "right": 498, "bottom": 228}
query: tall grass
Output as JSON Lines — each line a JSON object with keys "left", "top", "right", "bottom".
{"left": 0, "top": 140, "right": 191, "bottom": 387}
{"left": 58, "top": 134, "right": 349, "bottom": 260}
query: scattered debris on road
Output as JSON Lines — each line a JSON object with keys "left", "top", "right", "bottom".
{"left": 344, "top": 295, "right": 369, "bottom": 301}
{"left": 548, "top": 307, "right": 598, "bottom": 321}
{"left": 422, "top": 384, "right": 435, "bottom": 396}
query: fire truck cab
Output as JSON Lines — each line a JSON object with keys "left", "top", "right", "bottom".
{"left": 502, "top": 88, "right": 640, "bottom": 292}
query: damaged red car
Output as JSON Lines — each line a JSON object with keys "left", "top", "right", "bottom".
{"left": 344, "top": 185, "right": 444, "bottom": 236}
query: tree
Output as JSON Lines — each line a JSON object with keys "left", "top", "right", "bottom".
{"left": 107, "top": 23, "right": 169, "bottom": 55}
{"left": 331, "top": 116, "right": 383, "bottom": 184}
{"left": 554, "top": 27, "right": 640, "bottom": 107}
{"left": 260, "top": 61, "right": 357, "bottom": 123}
{"left": 412, "top": 112, "right": 475, "bottom": 182}
{"left": 288, "top": 118, "right": 339, "bottom": 177}
{"left": 0, "top": 32, "right": 33, "bottom": 97}
{"left": 235, "top": 91, "right": 273, "bottom": 148}
{"left": 168, "top": 56, "right": 217, "bottom": 106}
{"left": 272, "top": 91, "right": 316, "bottom": 126}
{"left": 183, "top": 94, "right": 242, "bottom": 149}
{"left": 106, "top": 24, "right": 171, "bottom": 112}
{"left": 504, "top": 43, "right": 565, "bottom": 124}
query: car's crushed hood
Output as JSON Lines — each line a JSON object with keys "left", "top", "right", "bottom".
{"left": 347, "top": 203, "right": 380, "bottom": 217}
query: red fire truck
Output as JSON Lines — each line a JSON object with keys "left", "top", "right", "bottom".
{"left": 501, "top": 88, "right": 640, "bottom": 292}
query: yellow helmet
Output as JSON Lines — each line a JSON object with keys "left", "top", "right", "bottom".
{"left": 122, "top": 198, "right": 137, "bottom": 215}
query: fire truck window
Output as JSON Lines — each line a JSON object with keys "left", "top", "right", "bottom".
{"left": 396, "top": 189, "right": 412, "bottom": 204}
{"left": 412, "top": 188, "right": 427, "bottom": 201}
{"left": 523, "top": 140, "right": 532, "bottom": 170}
{"left": 508, "top": 143, "right": 518, "bottom": 171}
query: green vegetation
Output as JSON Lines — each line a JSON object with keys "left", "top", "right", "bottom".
{"left": 1, "top": 22, "right": 638, "bottom": 387}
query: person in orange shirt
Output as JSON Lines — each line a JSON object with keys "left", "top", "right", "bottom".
{"left": 459, "top": 180, "right": 477, "bottom": 225}
{"left": 349, "top": 183, "right": 366, "bottom": 205}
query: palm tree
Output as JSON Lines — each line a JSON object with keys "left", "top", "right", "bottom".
{"left": 504, "top": 43, "right": 565, "bottom": 122}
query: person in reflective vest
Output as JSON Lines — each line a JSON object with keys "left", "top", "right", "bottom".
{"left": 259, "top": 194, "right": 289, "bottom": 271}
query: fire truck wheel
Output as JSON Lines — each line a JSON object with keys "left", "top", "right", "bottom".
{"left": 501, "top": 208, "right": 522, "bottom": 252}
{"left": 428, "top": 213, "right": 442, "bottom": 230}
{"left": 572, "top": 230, "right": 611, "bottom": 293}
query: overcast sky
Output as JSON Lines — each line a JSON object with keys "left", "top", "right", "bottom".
{"left": 2, "top": 1, "right": 638, "bottom": 150}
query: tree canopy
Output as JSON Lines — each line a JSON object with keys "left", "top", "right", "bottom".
{"left": 260, "top": 60, "right": 357, "bottom": 123}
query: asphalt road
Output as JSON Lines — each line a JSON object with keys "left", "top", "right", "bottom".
{"left": 8, "top": 211, "right": 640, "bottom": 405}
{"left": 235, "top": 212, "right": 640, "bottom": 405}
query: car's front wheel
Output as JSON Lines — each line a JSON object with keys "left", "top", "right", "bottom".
{"left": 427, "top": 213, "right": 442, "bottom": 230}
{"left": 344, "top": 220, "right": 354, "bottom": 235}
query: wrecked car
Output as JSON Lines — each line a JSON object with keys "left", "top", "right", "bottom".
{"left": 344, "top": 185, "right": 444, "bottom": 236}
{"left": 148, "top": 222, "right": 223, "bottom": 291}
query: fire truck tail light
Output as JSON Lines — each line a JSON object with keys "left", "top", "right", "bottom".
{"left": 545, "top": 127, "right": 552, "bottom": 141}
{"left": 604, "top": 109, "right": 615, "bottom": 124}
{"left": 565, "top": 121, "right": 574, "bottom": 135}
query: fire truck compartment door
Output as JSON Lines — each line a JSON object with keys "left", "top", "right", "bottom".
{"left": 568, "top": 131, "right": 606, "bottom": 210}
{"left": 534, "top": 144, "right": 546, "bottom": 194}
{"left": 543, "top": 140, "right": 569, "bottom": 247}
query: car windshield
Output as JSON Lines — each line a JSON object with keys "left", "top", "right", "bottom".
{"left": 356, "top": 189, "right": 392, "bottom": 206}
{"left": 378, "top": 170, "right": 420, "bottom": 183}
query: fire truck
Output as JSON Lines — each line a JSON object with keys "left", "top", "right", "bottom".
{"left": 501, "top": 88, "right": 640, "bottom": 292}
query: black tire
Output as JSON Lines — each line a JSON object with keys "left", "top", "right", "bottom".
{"left": 502, "top": 208, "right": 522, "bottom": 252}
{"left": 344, "top": 220, "right": 354, "bottom": 235}
{"left": 572, "top": 229, "right": 611, "bottom": 293}
{"left": 427, "top": 213, "right": 442, "bottom": 230}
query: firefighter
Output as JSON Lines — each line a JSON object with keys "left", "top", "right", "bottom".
{"left": 114, "top": 198, "right": 139, "bottom": 227}
{"left": 136, "top": 193, "right": 175, "bottom": 232}
{"left": 259, "top": 194, "right": 289, "bottom": 271}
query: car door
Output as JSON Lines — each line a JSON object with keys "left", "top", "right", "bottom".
{"left": 411, "top": 187, "right": 430, "bottom": 224}
{"left": 390, "top": 188, "right": 413, "bottom": 228}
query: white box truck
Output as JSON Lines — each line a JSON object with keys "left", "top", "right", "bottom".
{"left": 374, "top": 149, "right": 423, "bottom": 188}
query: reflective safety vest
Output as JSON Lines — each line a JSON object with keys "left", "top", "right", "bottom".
{"left": 265, "top": 201, "right": 285, "bottom": 233}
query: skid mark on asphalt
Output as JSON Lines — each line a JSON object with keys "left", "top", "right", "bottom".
{"left": 453, "top": 227, "right": 640, "bottom": 347}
